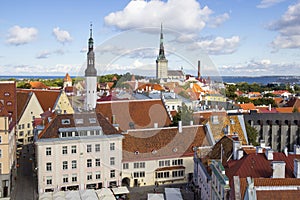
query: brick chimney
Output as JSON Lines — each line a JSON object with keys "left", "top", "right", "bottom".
{"left": 271, "top": 161, "right": 285, "bottom": 178}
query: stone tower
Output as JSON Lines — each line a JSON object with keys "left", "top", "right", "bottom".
{"left": 156, "top": 24, "right": 168, "bottom": 79}
{"left": 85, "top": 23, "right": 97, "bottom": 109}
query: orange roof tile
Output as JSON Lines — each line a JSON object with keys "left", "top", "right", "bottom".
{"left": 256, "top": 190, "right": 300, "bottom": 200}
{"left": 237, "top": 103, "right": 256, "bottom": 110}
{"left": 276, "top": 107, "right": 294, "bottom": 113}
{"left": 63, "top": 73, "right": 72, "bottom": 82}
{"left": 123, "top": 125, "right": 210, "bottom": 162}
{"left": 96, "top": 99, "right": 172, "bottom": 131}
{"left": 137, "top": 83, "right": 164, "bottom": 91}
{"left": 29, "top": 81, "right": 49, "bottom": 89}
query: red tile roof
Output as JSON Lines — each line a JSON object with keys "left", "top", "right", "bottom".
{"left": 16, "top": 91, "right": 31, "bottom": 121}
{"left": 237, "top": 103, "right": 256, "bottom": 110}
{"left": 137, "top": 83, "right": 164, "bottom": 91}
{"left": 256, "top": 190, "right": 300, "bottom": 200}
{"left": 276, "top": 107, "right": 294, "bottom": 113}
{"left": 0, "top": 81, "right": 17, "bottom": 123}
{"left": 29, "top": 81, "right": 49, "bottom": 89}
{"left": 122, "top": 125, "right": 210, "bottom": 162}
{"left": 17, "top": 89, "right": 60, "bottom": 112}
{"left": 96, "top": 99, "right": 172, "bottom": 131}
{"left": 63, "top": 73, "right": 72, "bottom": 82}
{"left": 257, "top": 107, "right": 278, "bottom": 113}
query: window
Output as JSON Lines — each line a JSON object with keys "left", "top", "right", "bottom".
{"left": 61, "top": 119, "right": 70, "bottom": 125}
{"left": 140, "top": 162, "right": 145, "bottom": 168}
{"left": 134, "top": 172, "right": 145, "bottom": 178}
{"left": 63, "top": 161, "right": 68, "bottom": 170}
{"left": 72, "top": 174, "right": 77, "bottom": 182}
{"left": 0, "top": 150, "right": 2, "bottom": 158}
{"left": 110, "top": 157, "right": 115, "bottom": 165}
{"left": 172, "top": 170, "right": 184, "bottom": 177}
{"left": 19, "top": 131, "right": 24, "bottom": 137}
{"left": 87, "top": 144, "right": 92, "bottom": 153}
{"left": 95, "top": 144, "right": 100, "bottom": 152}
{"left": 46, "top": 176, "right": 52, "bottom": 185}
{"left": 71, "top": 145, "right": 77, "bottom": 154}
{"left": 110, "top": 170, "right": 115, "bottom": 178}
{"left": 87, "top": 173, "right": 92, "bottom": 181}
{"left": 134, "top": 163, "right": 139, "bottom": 169}
{"left": 0, "top": 136, "right": 2, "bottom": 143}
{"left": 110, "top": 143, "right": 115, "bottom": 151}
{"left": 61, "top": 132, "right": 67, "bottom": 137}
{"left": 27, "top": 130, "right": 31, "bottom": 135}
{"left": 89, "top": 118, "right": 97, "bottom": 124}
{"left": 165, "top": 160, "right": 170, "bottom": 166}
{"left": 87, "top": 159, "right": 92, "bottom": 167}
{"left": 22, "top": 124, "right": 24, "bottom": 129}
{"left": 123, "top": 163, "right": 129, "bottom": 169}
{"left": 63, "top": 175, "right": 68, "bottom": 183}
{"left": 155, "top": 172, "right": 169, "bottom": 179}
{"left": 172, "top": 159, "right": 183, "bottom": 166}
{"left": 68, "top": 132, "right": 72, "bottom": 137}
{"left": 4, "top": 92, "right": 10, "bottom": 96}
{"left": 18, "top": 125, "right": 21, "bottom": 130}
{"left": 75, "top": 119, "right": 83, "bottom": 124}
{"left": 62, "top": 146, "right": 68, "bottom": 154}
{"left": 46, "top": 163, "right": 52, "bottom": 171}
{"left": 134, "top": 162, "right": 145, "bottom": 169}
{"left": 27, "top": 123, "right": 30, "bottom": 128}
{"left": 46, "top": 147, "right": 51, "bottom": 156}
{"left": 95, "top": 171, "right": 101, "bottom": 179}
{"left": 72, "top": 160, "right": 77, "bottom": 169}
{"left": 95, "top": 158, "right": 101, "bottom": 167}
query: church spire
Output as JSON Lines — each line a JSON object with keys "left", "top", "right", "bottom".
{"left": 158, "top": 23, "right": 166, "bottom": 60}
{"left": 88, "top": 23, "right": 94, "bottom": 51}
{"left": 85, "top": 23, "right": 97, "bottom": 77}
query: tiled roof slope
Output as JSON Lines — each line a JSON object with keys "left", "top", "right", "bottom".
{"left": 0, "top": 81, "right": 17, "bottom": 122}
{"left": 96, "top": 99, "right": 172, "bottom": 131}
{"left": 29, "top": 81, "right": 49, "bottom": 89}
{"left": 0, "top": 101, "right": 9, "bottom": 117}
{"left": 226, "top": 153, "right": 300, "bottom": 180}
{"left": 256, "top": 190, "right": 300, "bottom": 200}
{"left": 123, "top": 125, "right": 210, "bottom": 162}
{"left": 17, "top": 89, "right": 60, "bottom": 112}
{"left": 207, "top": 112, "right": 248, "bottom": 145}
{"left": 16, "top": 91, "right": 31, "bottom": 121}
{"left": 207, "top": 136, "right": 234, "bottom": 165}
{"left": 38, "top": 112, "right": 120, "bottom": 139}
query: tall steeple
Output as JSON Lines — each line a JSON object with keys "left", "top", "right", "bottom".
{"left": 85, "top": 23, "right": 97, "bottom": 109}
{"left": 85, "top": 23, "right": 97, "bottom": 77}
{"left": 158, "top": 23, "right": 166, "bottom": 60}
{"left": 156, "top": 23, "right": 168, "bottom": 79}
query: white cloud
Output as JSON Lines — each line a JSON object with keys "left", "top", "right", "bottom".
{"left": 195, "top": 36, "right": 240, "bottom": 55}
{"left": 209, "top": 13, "right": 230, "bottom": 28}
{"left": 257, "top": 0, "right": 286, "bottom": 8}
{"left": 219, "top": 59, "right": 300, "bottom": 76}
{"left": 104, "top": 0, "right": 227, "bottom": 33}
{"left": 52, "top": 27, "right": 72, "bottom": 44}
{"left": 36, "top": 49, "right": 65, "bottom": 59}
{"left": 6, "top": 25, "right": 38, "bottom": 45}
{"left": 268, "top": 2, "right": 300, "bottom": 49}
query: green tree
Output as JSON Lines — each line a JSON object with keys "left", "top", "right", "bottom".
{"left": 225, "top": 84, "right": 237, "bottom": 100}
{"left": 17, "top": 82, "right": 31, "bottom": 89}
{"left": 236, "top": 96, "right": 251, "bottom": 104}
{"left": 171, "top": 103, "right": 193, "bottom": 126}
{"left": 245, "top": 122, "right": 259, "bottom": 146}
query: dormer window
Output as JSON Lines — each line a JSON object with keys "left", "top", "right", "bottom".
{"left": 134, "top": 151, "right": 139, "bottom": 155}
{"left": 61, "top": 119, "right": 70, "bottom": 125}
{"left": 4, "top": 92, "right": 10, "bottom": 96}
{"left": 152, "top": 150, "right": 157, "bottom": 154}
{"left": 75, "top": 119, "right": 83, "bottom": 124}
{"left": 173, "top": 148, "right": 178, "bottom": 153}
{"left": 6, "top": 101, "right": 12, "bottom": 106}
{"left": 89, "top": 118, "right": 96, "bottom": 124}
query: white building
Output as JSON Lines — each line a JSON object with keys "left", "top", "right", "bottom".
{"left": 121, "top": 124, "right": 211, "bottom": 187}
{"left": 35, "top": 112, "right": 123, "bottom": 194}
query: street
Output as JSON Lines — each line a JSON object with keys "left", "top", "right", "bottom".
{"left": 11, "top": 144, "right": 37, "bottom": 200}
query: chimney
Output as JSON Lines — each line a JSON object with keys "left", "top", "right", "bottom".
{"left": 256, "top": 146, "right": 263, "bottom": 154}
{"left": 260, "top": 140, "right": 266, "bottom": 148}
{"left": 197, "top": 60, "right": 201, "bottom": 79}
{"left": 265, "top": 148, "right": 273, "bottom": 160}
{"left": 154, "top": 123, "right": 158, "bottom": 128}
{"left": 233, "top": 140, "right": 241, "bottom": 160}
{"left": 112, "top": 115, "right": 116, "bottom": 124}
{"left": 190, "top": 120, "right": 194, "bottom": 126}
{"left": 178, "top": 121, "right": 182, "bottom": 133}
{"left": 284, "top": 147, "right": 288, "bottom": 156}
{"left": 294, "top": 159, "right": 300, "bottom": 178}
{"left": 271, "top": 161, "right": 285, "bottom": 178}
{"left": 268, "top": 104, "right": 272, "bottom": 111}
{"left": 294, "top": 144, "right": 300, "bottom": 155}
{"left": 237, "top": 149, "right": 244, "bottom": 160}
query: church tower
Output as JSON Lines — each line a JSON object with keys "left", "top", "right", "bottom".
{"left": 156, "top": 24, "right": 168, "bottom": 79}
{"left": 85, "top": 23, "right": 97, "bottom": 109}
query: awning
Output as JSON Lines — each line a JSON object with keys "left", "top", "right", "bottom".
{"left": 111, "top": 186, "right": 129, "bottom": 195}
{"left": 96, "top": 188, "right": 115, "bottom": 200}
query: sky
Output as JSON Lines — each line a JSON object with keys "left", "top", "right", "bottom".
{"left": 1, "top": 0, "right": 300, "bottom": 77}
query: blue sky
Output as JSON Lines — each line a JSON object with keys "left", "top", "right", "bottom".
{"left": 1, "top": 0, "right": 300, "bottom": 77}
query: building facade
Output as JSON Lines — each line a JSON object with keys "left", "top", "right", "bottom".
{"left": 35, "top": 113, "right": 123, "bottom": 194}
